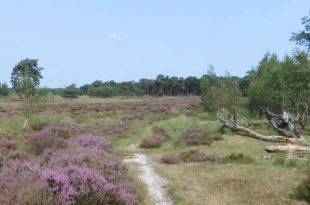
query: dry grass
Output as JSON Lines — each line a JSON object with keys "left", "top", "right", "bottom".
{"left": 156, "top": 163, "right": 308, "bottom": 205}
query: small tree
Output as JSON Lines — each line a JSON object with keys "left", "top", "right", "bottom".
{"left": 200, "top": 66, "right": 240, "bottom": 113}
{"left": 0, "top": 83, "right": 10, "bottom": 96}
{"left": 11, "top": 59, "right": 43, "bottom": 127}
{"left": 63, "top": 84, "right": 80, "bottom": 99}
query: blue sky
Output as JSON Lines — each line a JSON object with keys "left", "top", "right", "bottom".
{"left": 1, "top": 0, "right": 309, "bottom": 87}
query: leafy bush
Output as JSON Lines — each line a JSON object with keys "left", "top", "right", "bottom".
{"left": 222, "top": 153, "right": 254, "bottom": 164}
{"left": 29, "top": 117, "right": 48, "bottom": 131}
{"left": 73, "top": 135, "right": 112, "bottom": 153}
{"left": 63, "top": 84, "right": 80, "bottom": 99}
{"left": 0, "top": 82, "right": 10, "bottom": 96}
{"left": 200, "top": 67, "right": 241, "bottom": 112}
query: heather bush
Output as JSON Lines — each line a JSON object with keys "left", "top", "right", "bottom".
{"left": 211, "top": 134, "right": 224, "bottom": 141}
{"left": 0, "top": 139, "right": 21, "bottom": 168}
{"left": 51, "top": 121, "right": 82, "bottom": 139}
{"left": 161, "top": 154, "right": 182, "bottom": 164}
{"left": 181, "top": 150, "right": 208, "bottom": 162}
{"left": 175, "top": 129, "right": 212, "bottom": 146}
{"left": 45, "top": 147, "right": 115, "bottom": 172}
{"left": 41, "top": 165, "right": 137, "bottom": 205}
{"left": 73, "top": 135, "right": 112, "bottom": 153}
{"left": 222, "top": 153, "right": 254, "bottom": 164}
{"left": 0, "top": 139, "right": 17, "bottom": 150}
{"left": 207, "top": 152, "right": 221, "bottom": 163}
{"left": 44, "top": 147, "right": 136, "bottom": 193}
{"left": 140, "top": 126, "right": 169, "bottom": 148}
{"left": 0, "top": 159, "right": 48, "bottom": 205}
{"left": 27, "top": 127, "right": 68, "bottom": 154}
{"left": 140, "top": 134, "right": 166, "bottom": 148}
{"left": 27, "top": 122, "right": 83, "bottom": 154}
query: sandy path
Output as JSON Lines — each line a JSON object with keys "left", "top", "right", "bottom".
{"left": 124, "top": 145, "right": 173, "bottom": 205}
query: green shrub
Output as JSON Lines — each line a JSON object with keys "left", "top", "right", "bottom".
{"left": 294, "top": 170, "right": 310, "bottom": 203}
{"left": 222, "top": 153, "right": 254, "bottom": 164}
{"left": 30, "top": 118, "right": 46, "bottom": 131}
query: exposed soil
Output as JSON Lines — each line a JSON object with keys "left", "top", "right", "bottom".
{"left": 124, "top": 145, "right": 173, "bottom": 205}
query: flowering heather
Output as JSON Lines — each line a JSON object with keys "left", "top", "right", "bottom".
{"left": 44, "top": 147, "right": 126, "bottom": 183}
{"left": 0, "top": 159, "right": 42, "bottom": 205}
{"left": 42, "top": 165, "right": 137, "bottom": 205}
{"left": 26, "top": 121, "right": 86, "bottom": 154}
{"left": 27, "top": 127, "right": 68, "bottom": 154}
{"left": 73, "top": 135, "right": 112, "bottom": 153}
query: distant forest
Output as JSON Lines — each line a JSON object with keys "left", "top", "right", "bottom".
{"left": 44, "top": 73, "right": 246, "bottom": 99}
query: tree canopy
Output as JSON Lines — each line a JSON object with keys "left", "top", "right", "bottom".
{"left": 291, "top": 11, "right": 310, "bottom": 51}
{"left": 11, "top": 58, "right": 43, "bottom": 97}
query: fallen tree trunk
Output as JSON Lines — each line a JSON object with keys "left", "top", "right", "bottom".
{"left": 261, "top": 108, "right": 304, "bottom": 139}
{"left": 265, "top": 144, "right": 310, "bottom": 154}
{"left": 219, "top": 117, "right": 300, "bottom": 143}
{"left": 218, "top": 109, "right": 309, "bottom": 157}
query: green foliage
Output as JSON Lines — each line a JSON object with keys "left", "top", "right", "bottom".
{"left": 294, "top": 169, "right": 310, "bottom": 203}
{"left": 63, "top": 84, "right": 80, "bottom": 99}
{"left": 11, "top": 58, "right": 43, "bottom": 96}
{"left": 248, "top": 51, "right": 310, "bottom": 112}
{"left": 10, "top": 59, "right": 44, "bottom": 118}
{"left": 0, "top": 82, "right": 10, "bottom": 96}
{"left": 222, "top": 153, "right": 254, "bottom": 164}
{"left": 291, "top": 11, "right": 310, "bottom": 51}
{"left": 87, "top": 86, "right": 120, "bottom": 98}
{"left": 200, "top": 66, "right": 241, "bottom": 112}
{"left": 29, "top": 117, "right": 47, "bottom": 131}
{"left": 80, "top": 75, "right": 201, "bottom": 97}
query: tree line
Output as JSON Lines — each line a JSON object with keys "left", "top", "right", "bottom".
{"left": 200, "top": 11, "right": 310, "bottom": 115}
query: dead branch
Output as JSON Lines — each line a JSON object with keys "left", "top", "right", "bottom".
{"left": 219, "top": 117, "right": 300, "bottom": 143}
{"left": 265, "top": 144, "right": 310, "bottom": 154}
{"left": 260, "top": 107, "right": 304, "bottom": 139}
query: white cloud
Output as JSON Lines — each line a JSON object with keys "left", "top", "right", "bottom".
{"left": 107, "top": 33, "right": 122, "bottom": 41}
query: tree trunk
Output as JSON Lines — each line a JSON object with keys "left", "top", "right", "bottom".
{"left": 265, "top": 144, "right": 310, "bottom": 154}
{"left": 219, "top": 117, "right": 300, "bottom": 143}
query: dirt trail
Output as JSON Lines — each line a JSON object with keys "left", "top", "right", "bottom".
{"left": 124, "top": 145, "right": 173, "bottom": 205}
